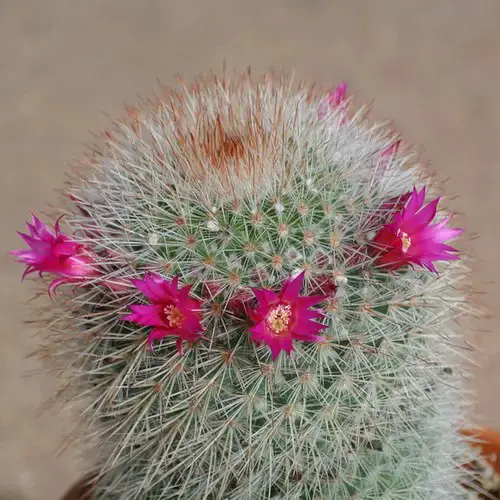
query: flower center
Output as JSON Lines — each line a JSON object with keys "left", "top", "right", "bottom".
{"left": 266, "top": 304, "right": 292, "bottom": 335}
{"left": 398, "top": 230, "right": 412, "bottom": 253}
{"left": 163, "top": 304, "right": 184, "bottom": 328}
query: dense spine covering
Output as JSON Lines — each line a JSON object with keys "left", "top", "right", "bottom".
{"left": 13, "top": 71, "right": 476, "bottom": 499}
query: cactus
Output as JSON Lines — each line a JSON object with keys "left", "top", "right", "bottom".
{"left": 14, "top": 71, "right": 477, "bottom": 499}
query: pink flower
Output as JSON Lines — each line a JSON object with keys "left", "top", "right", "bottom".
{"left": 11, "top": 214, "right": 100, "bottom": 294}
{"left": 365, "top": 192, "right": 412, "bottom": 228}
{"left": 203, "top": 281, "right": 223, "bottom": 299}
{"left": 372, "top": 187, "right": 463, "bottom": 272}
{"left": 380, "top": 140, "right": 401, "bottom": 158}
{"left": 247, "top": 272, "right": 326, "bottom": 360}
{"left": 329, "top": 81, "right": 348, "bottom": 107}
{"left": 318, "top": 81, "right": 348, "bottom": 118}
{"left": 377, "top": 139, "right": 402, "bottom": 173}
{"left": 227, "top": 289, "right": 255, "bottom": 317}
{"left": 309, "top": 275, "right": 337, "bottom": 297}
{"left": 343, "top": 244, "right": 369, "bottom": 268}
{"left": 123, "top": 273, "right": 204, "bottom": 354}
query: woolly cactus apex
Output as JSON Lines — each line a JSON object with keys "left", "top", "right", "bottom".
{"left": 14, "top": 71, "right": 478, "bottom": 499}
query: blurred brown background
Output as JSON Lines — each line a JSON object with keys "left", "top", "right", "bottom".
{"left": 1, "top": 1, "right": 499, "bottom": 498}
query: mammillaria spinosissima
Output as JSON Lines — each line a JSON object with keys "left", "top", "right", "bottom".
{"left": 13, "top": 71, "right": 478, "bottom": 499}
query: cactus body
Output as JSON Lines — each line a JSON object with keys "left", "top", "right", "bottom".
{"left": 17, "top": 72, "right": 475, "bottom": 499}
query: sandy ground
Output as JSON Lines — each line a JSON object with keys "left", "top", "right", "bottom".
{"left": 1, "top": 1, "right": 500, "bottom": 498}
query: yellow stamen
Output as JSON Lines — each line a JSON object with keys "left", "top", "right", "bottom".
{"left": 398, "top": 230, "right": 412, "bottom": 253}
{"left": 266, "top": 304, "right": 291, "bottom": 335}
{"left": 164, "top": 305, "right": 184, "bottom": 328}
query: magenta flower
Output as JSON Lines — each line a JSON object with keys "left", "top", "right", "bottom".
{"left": 248, "top": 272, "right": 326, "bottom": 360}
{"left": 123, "top": 273, "right": 204, "bottom": 354}
{"left": 365, "top": 192, "right": 412, "bottom": 228}
{"left": 329, "top": 81, "right": 348, "bottom": 107}
{"left": 227, "top": 289, "right": 255, "bottom": 317}
{"left": 318, "top": 81, "right": 348, "bottom": 118}
{"left": 380, "top": 140, "right": 401, "bottom": 158}
{"left": 372, "top": 187, "right": 463, "bottom": 272}
{"left": 309, "top": 275, "right": 337, "bottom": 297}
{"left": 11, "top": 215, "right": 100, "bottom": 294}
{"left": 377, "top": 139, "right": 402, "bottom": 174}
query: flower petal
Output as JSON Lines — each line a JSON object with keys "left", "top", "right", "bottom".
{"left": 269, "top": 336, "right": 294, "bottom": 360}
{"left": 293, "top": 331, "right": 324, "bottom": 343}
{"left": 124, "top": 304, "right": 166, "bottom": 327}
{"left": 252, "top": 287, "right": 279, "bottom": 306}
{"left": 53, "top": 241, "right": 82, "bottom": 257}
{"left": 296, "top": 295, "right": 326, "bottom": 308}
{"left": 249, "top": 321, "right": 271, "bottom": 344}
{"left": 148, "top": 327, "right": 169, "bottom": 348}
{"left": 402, "top": 187, "right": 423, "bottom": 219}
{"left": 132, "top": 275, "right": 169, "bottom": 303}
{"left": 178, "top": 283, "right": 193, "bottom": 301}
{"left": 31, "top": 214, "right": 55, "bottom": 241}
{"left": 293, "top": 317, "right": 325, "bottom": 337}
{"left": 182, "top": 312, "right": 204, "bottom": 333}
{"left": 405, "top": 197, "right": 439, "bottom": 232}
{"left": 280, "top": 271, "right": 305, "bottom": 302}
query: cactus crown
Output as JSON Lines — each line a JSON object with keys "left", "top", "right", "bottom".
{"left": 20, "top": 71, "right": 475, "bottom": 499}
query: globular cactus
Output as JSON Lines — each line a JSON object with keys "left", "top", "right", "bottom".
{"left": 13, "top": 71, "right": 477, "bottom": 499}
{"left": 461, "top": 428, "right": 500, "bottom": 499}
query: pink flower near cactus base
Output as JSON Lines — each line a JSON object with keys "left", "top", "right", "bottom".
{"left": 123, "top": 273, "right": 204, "bottom": 354}
{"left": 372, "top": 187, "right": 463, "bottom": 273}
{"left": 11, "top": 214, "right": 100, "bottom": 294}
{"left": 318, "top": 81, "right": 348, "bottom": 118}
{"left": 248, "top": 272, "right": 326, "bottom": 360}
